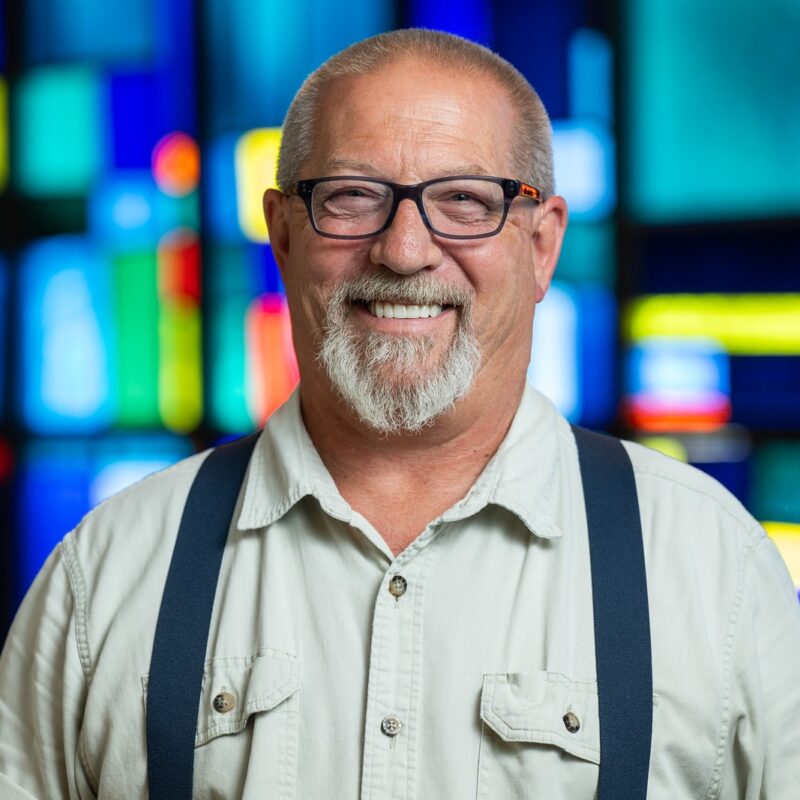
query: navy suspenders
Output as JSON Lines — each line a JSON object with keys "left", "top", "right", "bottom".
{"left": 146, "top": 433, "right": 260, "bottom": 800}
{"left": 572, "top": 425, "right": 653, "bottom": 799}
{"left": 146, "top": 427, "right": 652, "bottom": 799}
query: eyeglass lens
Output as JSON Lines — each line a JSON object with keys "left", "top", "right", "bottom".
{"left": 310, "top": 178, "right": 507, "bottom": 237}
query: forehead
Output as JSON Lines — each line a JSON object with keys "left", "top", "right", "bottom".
{"left": 309, "top": 58, "right": 518, "bottom": 180}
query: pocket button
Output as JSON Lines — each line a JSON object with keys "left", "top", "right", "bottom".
{"left": 381, "top": 715, "right": 402, "bottom": 736}
{"left": 562, "top": 711, "right": 580, "bottom": 733}
{"left": 213, "top": 692, "right": 236, "bottom": 713}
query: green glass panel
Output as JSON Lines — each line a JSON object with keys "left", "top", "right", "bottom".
{"left": 159, "top": 302, "right": 203, "bottom": 433}
{"left": 114, "top": 252, "right": 160, "bottom": 426}
{"left": 752, "top": 443, "right": 800, "bottom": 523}
{"left": 15, "top": 66, "right": 103, "bottom": 196}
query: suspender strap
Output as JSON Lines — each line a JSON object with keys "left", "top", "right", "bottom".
{"left": 146, "top": 433, "right": 260, "bottom": 800}
{"left": 572, "top": 425, "right": 653, "bottom": 800}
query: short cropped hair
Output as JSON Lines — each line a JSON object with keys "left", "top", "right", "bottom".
{"left": 276, "top": 28, "right": 555, "bottom": 198}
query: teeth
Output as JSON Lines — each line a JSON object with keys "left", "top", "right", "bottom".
{"left": 368, "top": 301, "right": 445, "bottom": 319}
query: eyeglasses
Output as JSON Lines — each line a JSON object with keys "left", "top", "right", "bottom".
{"left": 293, "top": 175, "right": 541, "bottom": 240}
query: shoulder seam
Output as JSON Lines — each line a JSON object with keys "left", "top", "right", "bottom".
{"left": 60, "top": 535, "right": 93, "bottom": 684}
{"left": 704, "top": 529, "right": 762, "bottom": 799}
{"left": 632, "top": 464, "right": 757, "bottom": 539}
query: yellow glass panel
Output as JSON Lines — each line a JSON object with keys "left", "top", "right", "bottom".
{"left": 763, "top": 521, "right": 800, "bottom": 588}
{"left": 626, "top": 294, "right": 800, "bottom": 355}
{"left": 159, "top": 300, "right": 203, "bottom": 432}
{"left": 235, "top": 127, "right": 282, "bottom": 243}
{"left": 639, "top": 436, "right": 688, "bottom": 462}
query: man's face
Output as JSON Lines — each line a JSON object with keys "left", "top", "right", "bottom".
{"left": 266, "top": 57, "right": 564, "bottom": 432}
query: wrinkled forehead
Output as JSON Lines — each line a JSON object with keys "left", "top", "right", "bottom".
{"left": 307, "top": 58, "right": 519, "bottom": 180}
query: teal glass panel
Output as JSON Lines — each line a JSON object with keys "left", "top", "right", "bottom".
{"left": 557, "top": 222, "right": 615, "bottom": 285}
{"left": 204, "top": 0, "right": 395, "bottom": 133}
{"left": 15, "top": 66, "right": 104, "bottom": 196}
{"left": 752, "top": 443, "right": 800, "bottom": 523}
{"left": 625, "top": 0, "right": 800, "bottom": 221}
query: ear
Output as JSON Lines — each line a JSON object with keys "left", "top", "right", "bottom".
{"left": 531, "top": 195, "right": 568, "bottom": 303}
{"left": 263, "top": 188, "right": 292, "bottom": 277}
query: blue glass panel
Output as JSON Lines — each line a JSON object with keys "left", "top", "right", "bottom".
{"left": 552, "top": 120, "right": 615, "bottom": 221}
{"left": 730, "top": 356, "right": 800, "bottom": 429}
{"left": 89, "top": 172, "right": 189, "bottom": 248}
{"left": 494, "top": 0, "right": 586, "bottom": 120}
{"left": 569, "top": 28, "right": 612, "bottom": 122}
{"left": 204, "top": 0, "right": 394, "bottom": 134}
{"left": 405, "top": 0, "right": 492, "bottom": 44}
{"left": 109, "top": 71, "right": 165, "bottom": 170}
{"left": 17, "top": 434, "right": 192, "bottom": 601}
{"left": 24, "top": 0, "right": 153, "bottom": 64}
{"left": 578, "top": 284, "right": 616, "bottom": 427}
{"left": 206, "top": 134, "right": 244, "bottom": 242}
{"left": 19, "top": 237, "right": 116, "bottom": 434}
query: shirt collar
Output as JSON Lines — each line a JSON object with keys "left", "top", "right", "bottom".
{"left": 237, "top": 384, "right": 563, "bottom": 540}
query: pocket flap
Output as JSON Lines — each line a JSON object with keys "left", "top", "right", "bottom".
{"left": 480, "top": 671, "right": 600, "bottom": 764}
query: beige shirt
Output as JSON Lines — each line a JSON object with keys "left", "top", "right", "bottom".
{"left": 1, "top": 385, "right": 799, "bottom": 799}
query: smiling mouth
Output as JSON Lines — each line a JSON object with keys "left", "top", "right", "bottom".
{"left": 364, "top": 300, "right": 450, "bottom": 319}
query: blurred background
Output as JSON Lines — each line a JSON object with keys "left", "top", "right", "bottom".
{"left": 1, "top": 0, "right": 799, "bottom": 634}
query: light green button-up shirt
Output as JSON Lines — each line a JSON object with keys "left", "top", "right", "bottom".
{"left": 1, "top": 386, "right": 799, "bottom": 799}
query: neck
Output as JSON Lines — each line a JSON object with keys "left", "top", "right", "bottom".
{"left": 299, "top": 360, "right": 527, "bottom": 554}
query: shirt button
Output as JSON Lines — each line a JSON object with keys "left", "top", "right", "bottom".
{"left": 381, "top": 715, "right": 402, "bottom": 736}
{"left": 213, "top": 692, "right": 236, "bottom": 713}
{"left": 388, "top": 575, "right": 408, "bottom": 598}
{"left": 563, "top": 711, "right": 580, "bottom": 733}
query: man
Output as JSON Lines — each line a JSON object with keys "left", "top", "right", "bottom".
{"left": 1, "top": 28, "right": 799, "bottom": 799}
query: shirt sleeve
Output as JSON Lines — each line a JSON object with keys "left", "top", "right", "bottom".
{"left": 723, "top": 532, "right": 800, "bottom": 799}
{"left": 0, "top": 541, "right": 94, "bottom": 799}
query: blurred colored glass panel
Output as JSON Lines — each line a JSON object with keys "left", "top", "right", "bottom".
{"left": 625, "top": 0, "right": 800, "bottom": 221}
{"left": 557, "top": 222, "right": 615, "bottom": 286}
{"left": 210, "top": 294, "right": 251, "bottom": 432}
{"left": 204, "top": 0, "right": 394, "bottom": 133}
{"left": 245, "top": 293, "right": 298, "bottom": 426}
{"left": 624, "top": 340, "right": 731, "bottom": 433}
{"left": 109, "top": 71, "right": 164, "bottom": 170}
{"left": 15, "top": 66, "right": 103, "bottom": 196}
{"left": 763, "top": 522, "right": 800, "bottom": 592}
{"left": 529, "top": 283, "right": 580, "bottom": 419}
{"left": 0, "top": 76, "right": 7, "bottom": 191}
{"left": 627, "top": 295, "right": 800, "bottom": 355}
{"left": 569, "top": 28, "right": 612, "bottom": 123}
{"left": 113, "top": 251, "right": 160, "bottom": 426}
{"left": 0, "top": 256, "right": 6, "bottom": 415}
{"left": 235, "top": 128, "right": 281, "bottom": 243}
{"left": 157, "top": 231, "right": 203, "bottom": 432}
{"left": 753, "top": 443, "right": 800, "bottom": 524}
{"left": 552, "top": 120, "right": 615, "bottom": 221}
{"left": 405, "top": 0, "right": 492, "bottom": 44}
{"left": 17, "top": 434, "right": 192, "bottom": 600}
{"left": 20, "top": 237, "right": 115, "bottom": 434}
{"left": 24, "top": 0, "right": 152, "bottom": 63}
{"left": 152, "top": 132, "right": 200, "bottom": 197}
{"left": 528, "top": 281, "right": 615, "bottom": 426}
{"left": 206, "top": 135, "right": 243, "bottom": 243}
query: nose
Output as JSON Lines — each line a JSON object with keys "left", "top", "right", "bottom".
{"left": 369, "top": 198, "right": 443, "bottom": 275}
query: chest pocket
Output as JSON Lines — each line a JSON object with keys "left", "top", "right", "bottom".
{"left": 144, "top": 648, "right": 300, "bottom": 800}
{"left": 478, "top": 671, "right": 600, "bottom": 800}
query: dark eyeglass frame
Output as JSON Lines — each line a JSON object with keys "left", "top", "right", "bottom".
{"left": 293, "top": 175, "right": 542, "bottom": 240}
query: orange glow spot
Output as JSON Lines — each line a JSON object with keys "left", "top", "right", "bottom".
{"left": 246, "top": 294, "right": 299, "bottom": 425}
{"left": 152, "top": 132, "right": 200, "bottom": 197}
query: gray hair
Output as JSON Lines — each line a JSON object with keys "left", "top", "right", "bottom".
{"left": 276, "top": 28, "right": 554, "bottom": 198}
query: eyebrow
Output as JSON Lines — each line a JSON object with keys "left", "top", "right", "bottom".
{"left": 320, "top": 159, "right": 493, "bottom": 178}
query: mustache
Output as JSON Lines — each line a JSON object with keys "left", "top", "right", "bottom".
{"left": 333, "top": 272, "right": 474, "bottom": 309}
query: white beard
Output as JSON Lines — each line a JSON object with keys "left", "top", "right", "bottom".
{"left": 318, "top": 273, "right": 480, "bottom": 434}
